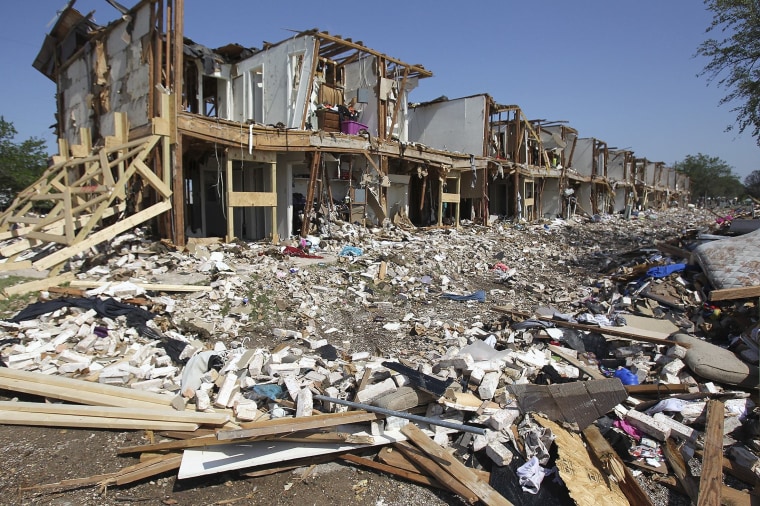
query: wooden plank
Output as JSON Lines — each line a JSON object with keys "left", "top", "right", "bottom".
{"left": 0, "top": 410, "right": 198, "bottom": 431}
{"left": 710, "top": 285, "right": 760, "bottom": 302}
{"left": 69, "top": 280, "right": 212, "bottom": 292}
{"left": 0, "top": 260, "right": 33, "bottom": 272}
{"left": 547, "top": 344, "right": 605, "bottom": 380}
{"left": 0, "top": 401, "right": 228, "bottom": 426}
{"left": 494, "top": 307, "right": 690, "bottom": 348}
{"left": 625, "top": 383, "right": 689, "bottom": 395}
{"left": 400, "top": 423, "right": 512, "bottom": 506}
{"left": 33, "top": 200, "right": 172, "bottom": 270}
{"left": 227, "top": 191, "right": 277, "bottom": 207}
{"left": 340, "top": 453, "right": 443, "bottom": 489}
{"left": 0, "top": 367, "right": 174, "bottom": 406}
{"left": 133, "top": 158, "right": 172, "bottom": 198}
{"left": 583, "top": 424, "right": 654, "bottom": 506}
{"left": 217, "top": 411, "right": 381, "bottom": 440}
{"left": 1, "top": 272, "right": 75, "bottom": 297}
{"left": 114, "top": 454, "right": 182, "bottom": 486}
{"left": 24, "top": 230, "right": 71, "bottom": 245}
{"left": 118, "top": 431, "right": 353, "bottom": 455}
{"left": 698, "top": 399, "right": 725, "bottom": 506}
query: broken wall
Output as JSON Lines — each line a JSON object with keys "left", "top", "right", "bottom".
{"left": 408, "top": 95, "right": 487, "bottom": 155}
{"left": 235, "top": 35, "right": 316, "bottom": 128}
{"left": 572, "top": 138, "right": 594, "bottom": 177}
{"left": 58, "top": 3, "right": 152, "bottom": 144}
{"left": 541, "top": 178, "right": 562, "bottom": 218}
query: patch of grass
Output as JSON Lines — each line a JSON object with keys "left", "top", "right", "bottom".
{"left": 0, "top": 276, "right": 38, "bottom": 319}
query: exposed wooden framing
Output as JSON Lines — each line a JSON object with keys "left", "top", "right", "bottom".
{"left": 33, "top": 200, "right": 172, "bottom": 271}
{"left": 171, "top": 0, "right": 185, "bottom": 247}
{"left": 301, "top": 151, "right": 321, "bottom": 237}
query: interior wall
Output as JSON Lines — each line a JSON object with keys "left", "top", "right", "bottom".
{"left": 542, "top": 179, "right": 562, "bottom": 218}
{"left": 407, "top": 96, "right": 486, "bottom": 154}
{"left": 573, "top": 139, "right": 594, "bottom": 177}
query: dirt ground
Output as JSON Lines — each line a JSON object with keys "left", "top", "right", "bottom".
{"left": 0, "top": 207, "right": 730, "bottom": 506}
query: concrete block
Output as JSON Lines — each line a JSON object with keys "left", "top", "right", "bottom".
{"left": 625, "top": 409, "right": 671, "bottom": 441}
{"left": 652, "top": 413, "right": 698, "bottom": 442}
{"left": 296, "top": 387, "right": 313, "bottom": 417}
{"left": 235, "top": 400, "right": 259, "bottom": 421}
{"left": 486, "top": 442, "right": 513, "bottom": 466}
{"left": 478, "top": 371, "right": 500, "bottom": 400}
{"left": 214, "top": 373, "right": 240, "bottom": 408}
{"left": 195, "top": 389, "right": 211, "bottom": 410}
{"left": 356, "top": 377, "right": 397, "bottom": 404}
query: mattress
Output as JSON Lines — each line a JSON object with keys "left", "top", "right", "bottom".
{"left": 693, "top": 227, "right": 760, "bottom": 289}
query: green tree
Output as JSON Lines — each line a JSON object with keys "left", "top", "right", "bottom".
{"left": 674, "top": 153, "right": 744, "bottom": 202}
{"left": 697, "top": 0, "right": 760, "bottom": 144}
{"left": 745, "top": 169, "right": 760, "bottom": 198}
{"left": 0, "top": 117, "right": 49, "bottom": 207}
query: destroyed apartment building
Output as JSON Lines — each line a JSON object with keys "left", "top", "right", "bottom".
{"left": 3, "top": 1, "right": 760, "bottom": 506}
{"left": 0, "top": 0, "right": 689, "bottom": 273}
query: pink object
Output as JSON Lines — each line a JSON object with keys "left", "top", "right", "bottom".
{"left": 493, "top": 263, "right": 510, "bottom": 271}
{"left": 341, "top": 120, "right": 368, "bottom": 135}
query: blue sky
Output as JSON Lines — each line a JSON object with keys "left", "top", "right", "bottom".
{"left": 1, "top": 0, "right": 757, "bottom": 179}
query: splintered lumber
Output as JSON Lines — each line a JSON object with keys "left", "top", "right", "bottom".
{"left": 663, "top": 438, "right": 700, "bottom": 503}
{"left": 534, "top": 415, "right": 628, "bottom": 505}
{"left": 0, "top": 410, "right": 198, "bottom": 431}
{"left": 216, "top": 411, "right": 381, "bottom": 440}
{"left": 494, "top": 307, "right": 690, "bottom": 348}
{"left": 0, "top": 401, "right": 228, "bottom": 426}
{"left": 0, "top": 367, "right": 174, "bottom": 408}
{"left": 698, "top": 399, "right": 725, "bottom": 506}
{"left": 582, "top": 425, "right": 654, "bottom": 506}
{"left": 69, "top": 279, "right": 213, "bottom": 293}
{"left": 400, "top": 423, "right": 512, "bottom": 506}
{"left": 339, "top": 453, "right": 442, "bottom": 489}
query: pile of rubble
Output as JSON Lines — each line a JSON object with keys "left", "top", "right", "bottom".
{"left": 0, "top": 207, "right": 759, "bottom": 505}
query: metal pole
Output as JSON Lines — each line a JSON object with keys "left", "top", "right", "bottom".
{"left": 313, "top": 394, "right": 487, "bottom": 436}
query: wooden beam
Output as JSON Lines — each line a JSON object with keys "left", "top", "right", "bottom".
{"left": 301, "top": 152, "right": 321, "bottom": 237}
{"left": 69, "top": 280, "right": 212, "bottom": 292}
{"left": 494, "top": 307, "right": 690, "bottom": 348}
{"left": 710, "top": 285, "right": 760, "bottom": 302}
{"left": 400, "top": 423, "right": 512, "bottom": 506}
{"left": 0, "top": 367, "right": 174, "bottom": 407}
{"left": 698, "top": 399, "right": 725, "bottom": 506}
{"left": 340, "top": 453, "right": 443, "bottom": 489}
{"left": 1, "top": 272, "right": 75, "bottom": 297}
{"left": 216, "top": 411, "right": 381, "bottom": 440}
{"left": 0, "top": 410, "right": 198, "bottom": 431}
{"left": 0, "top": 401, "right": 228, "bottom": 426}
{"left": 547, "top": 344, "right": 605, "bottom": 380}
{"left": 393, "top": 441, "right": 477, "bottom": 503}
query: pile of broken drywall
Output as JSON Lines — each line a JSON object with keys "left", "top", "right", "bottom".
{"left": 0, "top": 207, "right": 759, "bottom": 505}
